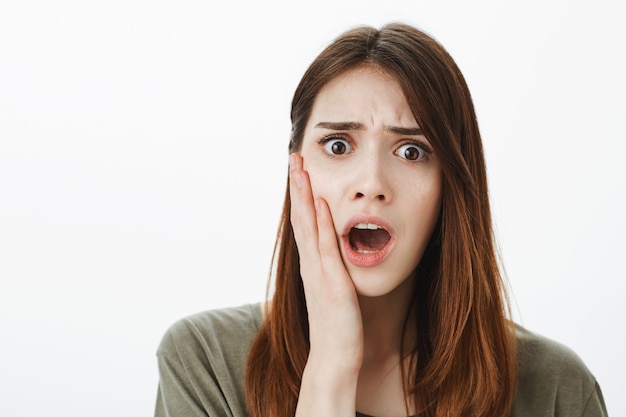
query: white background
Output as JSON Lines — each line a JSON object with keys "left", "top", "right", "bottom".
{"left": 1, "top": 1, "right": 624, "bottom": 416}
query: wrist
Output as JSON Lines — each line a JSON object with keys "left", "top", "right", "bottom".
{"left": 296, "top": 357, "right": 359, "bottom": 417}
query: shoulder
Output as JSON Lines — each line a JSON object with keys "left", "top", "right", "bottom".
{"left": 512, "top": 324, "right": 608, "bottom": 417}
{"left": 157, "top": 302, "right": 263, "bottom": 360}
{"left": 515, "top": 324, "right": 592, "bottom": 381}
{"left": 155, "top": 304, "right": 264, "bottom": 416}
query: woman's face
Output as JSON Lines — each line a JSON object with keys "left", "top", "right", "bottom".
{"left": 299, "top": 65, "right": 443, "bottom": 297}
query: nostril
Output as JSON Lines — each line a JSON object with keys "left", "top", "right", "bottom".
{"left": 355, "top": 192, "right": 387, "bottom": 200}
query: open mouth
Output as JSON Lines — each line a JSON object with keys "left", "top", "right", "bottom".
{"left": 342, "top": 215, "right": 396, "bottom": 268}
{"left": 349, "top": 223, "right": 392, "bottom": 254}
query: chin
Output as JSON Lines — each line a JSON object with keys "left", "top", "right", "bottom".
{"left": 348, "top": 267, "right": 414, "bottom": 299}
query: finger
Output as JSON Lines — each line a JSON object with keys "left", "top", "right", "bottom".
{"left": 289, "top": 153, "right": 320, "bottom": 266}
{"left": 289, "top": 150, "right": 303, "bottom": 171}
{"left": 314, "top": 197, "right": 347, "bottom": 274}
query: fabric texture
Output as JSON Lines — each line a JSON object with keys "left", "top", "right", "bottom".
{"left": 154, "top": 303, "right": 608, "bottom": 417}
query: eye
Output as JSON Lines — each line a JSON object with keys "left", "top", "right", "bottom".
{"left": 321, "top": 136, "right": 352, "bottom": 155}
{"left": 395, "top": 143, "right": 427, "bottom": 161}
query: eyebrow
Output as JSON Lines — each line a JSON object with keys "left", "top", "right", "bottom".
{"left": 314, "top": 121, "right": 424, "bottom": 136}
{"left": 315, "top": 121, "right": 364, "bottom": 131}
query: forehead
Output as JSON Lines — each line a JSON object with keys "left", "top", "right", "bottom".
{"left": 309, "top": 65, "right": 414, "bottom": 124}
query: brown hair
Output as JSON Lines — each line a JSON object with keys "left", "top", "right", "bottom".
{"left": 245, "top": 22, "right": 517, "bottom": 417}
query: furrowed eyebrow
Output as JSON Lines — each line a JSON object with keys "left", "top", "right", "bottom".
{"left": 384, "top": 126, "right": 424, "bottom": 136}
{"left": 314, "top": 121, "right": 364, "bottom": 130}
{"left": 314, "top": 121, "right": 423, "bottom": 136}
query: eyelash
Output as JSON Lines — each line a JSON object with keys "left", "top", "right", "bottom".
{"left": 318, "top": 134, "right": 352, "bottom": 156}
{"left": 396, "top": 139, "right": 432, "bottom": 162}
{"left": 317, "top": 135, "right": 433, "bottom": 162}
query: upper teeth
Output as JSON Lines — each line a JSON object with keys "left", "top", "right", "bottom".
{"left": 354, "top": 223, "right": 382, "bottom": 230}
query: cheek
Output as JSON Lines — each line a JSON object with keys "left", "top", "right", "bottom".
{"left": 304, "top": 162, "right": 334, "bottom": 201}
{"left": 305, "top": 165, "right": 344, "bottom": 231}
{"left": 404, "top": 176, "right": 443, "bottom": 224}
{"left": 415, "top": 169, "right": 442, "bottom": 203}
{"left": 423, "top": 186, "right": 443, "bottom": 235}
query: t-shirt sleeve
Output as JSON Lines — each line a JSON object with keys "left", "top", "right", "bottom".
{"left": 154, "top": 304, "right": 261, "bottom": 417}
{"left": 581, "top": 381, "right": 608, "bottom": 417}
{"left": 155, "top": 318, "right": 228, "bottom": 417}
{"left": 513, "top": 325, "right": 609, "bottom": 417}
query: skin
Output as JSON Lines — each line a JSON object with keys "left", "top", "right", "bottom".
{"left": 290, "top": 65, "right": 443, "bottom": 416}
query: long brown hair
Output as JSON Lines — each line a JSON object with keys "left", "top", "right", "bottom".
{"left": 245, "top": 22, "right": 517, "bottom": 417}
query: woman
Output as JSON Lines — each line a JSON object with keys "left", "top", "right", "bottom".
{"left": 155, "top": 23, "right": 607, "bottom": 417}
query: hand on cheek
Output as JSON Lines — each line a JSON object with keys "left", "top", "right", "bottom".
{"left": 289, "top": 153, "right": 364, "bottom": 371}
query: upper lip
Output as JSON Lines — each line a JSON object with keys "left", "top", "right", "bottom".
{"left": 342, "top": 214, "right": 396, "bottom": 238}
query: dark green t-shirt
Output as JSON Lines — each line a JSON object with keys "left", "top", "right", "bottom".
{"left": 154, "top": 303, "right": 607, "bottom": 417}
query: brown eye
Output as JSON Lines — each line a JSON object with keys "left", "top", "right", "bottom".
{"left": 332, "top": 141, "right": 346, "bottom": 154}
{"left": 323, "top": 138, "right": 351, "bottom": 155}
{"left": 396, "top": 143, "right": 426, "bottom": 161}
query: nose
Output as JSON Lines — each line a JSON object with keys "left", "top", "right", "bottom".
{"left": 351, "top": 156, "right": 392, "bottom": 203}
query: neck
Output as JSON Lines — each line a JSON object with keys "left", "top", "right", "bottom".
{"left": 358, "top": 274, "right": 416, "bottom": 360}
{"left": 355, "top": 274, "right": 418, "bottom": 417}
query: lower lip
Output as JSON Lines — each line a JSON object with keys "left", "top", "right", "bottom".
{"left": 341, "top": 237, "right": 395, "bottom": 268}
